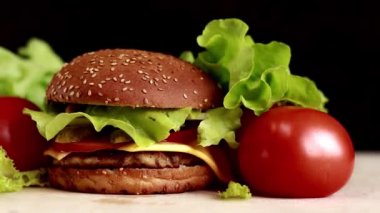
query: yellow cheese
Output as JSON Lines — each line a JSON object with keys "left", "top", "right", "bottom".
{"left": 45, "top": 142, "right": 233, "bottom": 183}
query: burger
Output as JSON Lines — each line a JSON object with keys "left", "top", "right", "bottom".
{"left": 25, "top": 49, "right": 240, "bottom": 194}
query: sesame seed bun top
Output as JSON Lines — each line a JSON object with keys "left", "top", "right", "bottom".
{"left": 46, "top": 49, "right": 223, "bottom": 109}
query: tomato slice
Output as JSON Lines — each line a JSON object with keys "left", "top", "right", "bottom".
{"left": 50, "top": 141, "right": 128, "bottom": 153}
{"left": 165, "top": 128, "right": 198, "bottom": 144}
{"left": 50, "top": 128, "right": 198, "bottom": 153}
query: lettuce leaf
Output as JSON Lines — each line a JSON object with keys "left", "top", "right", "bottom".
{"left": 219, "top": 181, "right": 252, "bottom": 199}
{"left": 188, "top": 18, "right": 328, "bottom": 115}
{"left": 198, "top": 107, "right": 242, "bottom": 148}
{"left": 24, "top": 106, "right": 242, "bottom": 148}
{"left": 0, "top": 38, "right": 63, "bottom": 109}
{"left": 0, "top": 147, "right": 44, "bottom": 193}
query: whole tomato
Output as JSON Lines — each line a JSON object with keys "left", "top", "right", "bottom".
{"left": 0, "top": 97, "right": 49, "bottom": 171}
{"left": 237, "top": 106, "right": 355, "bottom": 198}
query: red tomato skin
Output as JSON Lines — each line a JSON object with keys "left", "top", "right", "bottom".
{"left": 237, "top": 106, "right": 355, "bottom": 198}
{"left": 0, "top": 97, "right": 49, "bottom": 171}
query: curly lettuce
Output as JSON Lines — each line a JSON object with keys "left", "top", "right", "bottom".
{"left": 219, "top": 181, "right": 252, "bottom": 199}
{"left": 0, "top": 38, "right": 63, "bottom": 109}
{"left": 24, "top": 106, "right": 242, "bottom": 148}
{"left": 182, "top": 18, "right": 328, "bottom": 115}
{"left": 0, "top": 148, "right": 44, "bottom": 192}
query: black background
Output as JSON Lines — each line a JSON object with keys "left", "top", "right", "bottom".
{"left": 1, "top": 0, "right": 378, "bottom": 150}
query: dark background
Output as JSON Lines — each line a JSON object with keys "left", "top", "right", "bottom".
{"left": 1, "top": 0, "right": 378, "bottom": 150}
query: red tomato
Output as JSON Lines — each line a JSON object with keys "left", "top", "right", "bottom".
{"left": 165, "top": 128, "right": 198, "bottom": 144}
{"left": 51, "top": 128, "right": 198, "bottom": 152}
{"left": 0, "top": 97, "right": 49, "bottom": 171}
{"left": 237, "top": 106, "right": 355, "bottom": 198}
{"left": 50, "top": 141, "right": 128, "bottom": 153}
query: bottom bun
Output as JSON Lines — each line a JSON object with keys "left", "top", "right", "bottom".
{"left": 48, "top": 165, "right": 214, "bottom": 194}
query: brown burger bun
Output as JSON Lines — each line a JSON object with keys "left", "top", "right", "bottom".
{"left": 46, "top": 49, "right": 222, "bottom": 109}
{"left": 48, "top": 165, "right": 214, "bottom": 194}
{"left": 45, "top": 49, "right": 226, "bottom": 194}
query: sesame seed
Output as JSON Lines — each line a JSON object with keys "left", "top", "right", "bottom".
{"left": 62, "top": 81, "right": 66, "bottom": 86}
{"left": 129, "top": 88, "right": 134, "bottom": 91}
{"left": 122, "top": 87, "right": 128, "bottom": 91}
{"left": 114, "top": 97, "right": 120, "bottom": 102}
{"left": 142, "top": 89, "right": 147, "bottom": 94}
{"left": 98, "top": 92, "right": 103, "bottom": 96}
{"left": 149, "top": 79, "right": 154, "bottom": 84}
{"left": 110, "top": 67, "right": 115, "bottom": 71}
{"left": 193, "top": 90, "right": 198, "bottom": 95}
{"left": 174, "top": 78, "right": 178, "bottom": 82}
{"left": 119, "top": 74, "right": 124, "bottom": 78}
{"left": 100, "top": 80, "right": 106, "bottom": 84}
{"left": 144, "top": 98, "right": 149, "bottom": 104}
{"left": 69, "top": 85, "right": 74, "bottom": 90}
{"left": 183, "top": 94, "right": 188, "bottom": 99}
{"left": 91, "top": 73, "right": 97, "bottom": 78}
{"left": 98, "top": 84, "right": 103, "bottom": 88}
{"left": 69, "top": 91, "right": 75, "bottom": 96}
{"left": 120, "top": 79, "right": 125, "bottom": 83}
{"left": 162, "top": 79, "right": 167, "bottom": 84}
{"left": 83, "top": 79, "right": 87, "bottom": 84}
{"left": 144, "top": 75, "right": 150, "bottom": 79}
{"left": 154, "top": 77, "right": 159, "bottom": 82}
{"left": 130, "top": 60, "right": 136, "bottom": 64}
{"left": 76, "top": 92, "right": 81, "bottom": 98}
{"left": 203, "top": 98, "right": 208, "bottom": 103}
{"left": 122, "top": 62, "right": 129, "bottom": 66}
{"left": 111, "top": 62, "right": 117, "bottom": 66}
{"left": 200, "top": 77, "right": 204, "bottom": 80}
{"left": 102, "top": 170, "right": 107, "bottom": 175}
{"left": 125, "top": 80, "right": 131, "bottom": 84}
{"left": 75, "top": 86, "right": 79, "bottom": 89}
{"left": 63, "top": 87, "right": 68, "bottom": 93}
{"left": 157, "top": 88, "right": 164, "bottom": 91}
{"left": 106, "top": 77, "right": 111, "bottom": 81}
{"left": 137, "top": 70, "right": 144, "bottom": 74}
{"left": 88, "top": 90, "right": 92, "bottom": 96}
{"left": 113, "top": 77, "right": 118, "bottom": 82}
{"left": 167, "top": 76, "right": 171, "bottom": 80}
{"left": 89, "top": 82, "right": 95, "bottom": 86}
{"left": 162, "top": 74, "right": 167, "bottom": 79}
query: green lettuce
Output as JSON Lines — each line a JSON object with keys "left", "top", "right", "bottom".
{"left": 0, "top": 38, "right": 63, "bottom": 109}
{"left": 0, "top": 147, "right": 44, "bottom": 192}
{"left": 183, "top": 18, "right": 327, "bottom": 115}
{"left": 219, "top": 181, "right": 252, "bottom": 199}
{"left": 24, "top": 106, "right": 241, "bottom": 148}
{"left": 198, "top": 107, "right": 242, "bottom": 148}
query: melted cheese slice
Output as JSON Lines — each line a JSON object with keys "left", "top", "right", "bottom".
{"left": 45, "top": 142, "right": 233, "bottom": 183}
